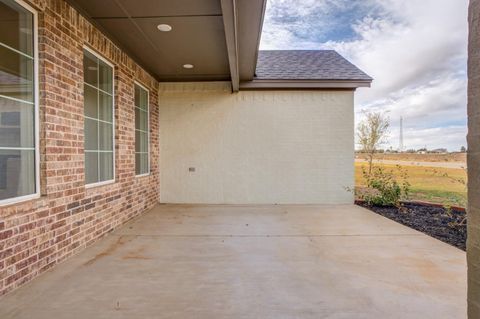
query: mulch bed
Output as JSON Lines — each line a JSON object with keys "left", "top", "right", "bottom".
{"left": 357, "top": 201, "right": 467, "bottom": 251}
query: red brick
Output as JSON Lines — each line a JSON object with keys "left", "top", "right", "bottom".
{"left": 0, "top": 0, "right": 159, "bottom": 296}
{"left": 0, "top": 230, "right": 13, "bottom": 241}
{"left": 15, "top": 255, "right": 38, "bottom": 271}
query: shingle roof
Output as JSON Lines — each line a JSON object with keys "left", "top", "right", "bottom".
{"left": 255, "top": 50, "right": 372, "bottom": 82}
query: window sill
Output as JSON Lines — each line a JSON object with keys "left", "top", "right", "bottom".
{"left": 85, "top": 179, "right": 115, "bottom": 189}
{"left": 135, "top": 172, "right": 151, "bottom": 178}
{"left": 0, "top": 192, "right": 41, "bottom": 207}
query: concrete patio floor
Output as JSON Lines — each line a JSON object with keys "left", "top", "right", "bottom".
{"left": 0, "top": 204, "right": 466, "bottom": 318}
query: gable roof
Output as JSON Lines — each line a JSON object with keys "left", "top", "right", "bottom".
{"left": 255, "top": 50, "right": 372, "bottom": 81}
{"left": 238, "top": 50, "right": 372, "bottom": 90}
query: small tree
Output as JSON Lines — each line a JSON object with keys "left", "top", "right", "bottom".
{"left": 357, "top": 112, "right": 390, "bottom": 174}
{"left": 360, "top": 165, "right": 410, "bottom": 207}
{"left": 460, "top": 146, "right": 467, "bottom": 153}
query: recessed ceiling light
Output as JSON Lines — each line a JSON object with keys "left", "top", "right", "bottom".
{"left": 157, "top": 24, "right": 172, "bottom": 32}
{"left": 183, "top": 64, "right": 194, "bottom": 69}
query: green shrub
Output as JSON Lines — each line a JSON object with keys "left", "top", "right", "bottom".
{"left": 360, "top": 165, "right": 410, "bottom": 207}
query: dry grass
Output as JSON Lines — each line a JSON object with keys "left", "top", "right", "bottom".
{"left": 355, "top": 162, "right": 467, "bottom": 207}
{"left": 355, "top": 152, "right": 466, "bottom": 163}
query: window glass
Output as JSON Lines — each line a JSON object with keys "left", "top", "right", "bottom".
{"left": 83, "top": 49, "right": 114, "bottom": 185}
{"left": 0, "top": 149, "right": 35, "bottom": 198}
{"left": 134, "top": 84, "right": 149, "bottom": 175}
{"left": 139, "top": 89, "right": 148, "bottom": 110}
{"left": 0, "top": 97, "right": 34, "bottom": 148}
{"left": 83, "top": 50, "right": 98, "bottom": 87}
{"left": 135, "top": 153, "right": 148, "bottom": 176}
{"left": 134, "top": 85, "right": 140, "bottom": 106}
{"left": 98, "top": 91, "right": 112, "bottom": 122}
{"left": 84, "top": 118, "right": 98, "bottom": 151}
{"left": 0, "top": 45, "right": 34, "bottom": 102}
{"left": 99, "top": 152, "right": 113, "bottom": 181}
{"left": 98, "top": 60, "right": 112, "bottom": 93}
{"left": 0, "top": 0, "right": 37, "bottom": 203}
{"left": 98, "top": 122, "right": 112, "bottom": 150}
{"left": 0, "top": 0, "right": 33, "bottom": 56}
{"left": 84, "top": 84, "right": 98, "bottom": 118}
{"left": 85, "top": 152, "right": 98, "bottom": 184}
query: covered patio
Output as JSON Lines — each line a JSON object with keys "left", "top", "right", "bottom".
{"left": 0, "top": 204, "right": 466, "bottom": 319}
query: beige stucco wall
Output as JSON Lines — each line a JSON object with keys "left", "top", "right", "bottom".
{"left": 468, "top": 0, "right": 480, "bottom": 317}
{"left": 158, "top": 82, "right": 355, "bottom": 204}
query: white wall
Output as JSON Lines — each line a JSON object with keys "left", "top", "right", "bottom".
{"left": 158, "top": 82, "right": 354, "bottom": 204}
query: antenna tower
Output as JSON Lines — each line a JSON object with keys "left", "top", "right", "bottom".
{"left": 399, "top": 116, "right": 404, "bottom": 152}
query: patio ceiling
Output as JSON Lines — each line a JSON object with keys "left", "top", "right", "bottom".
{"left": 66, "top": 0, "right": 267, "bottom": 91}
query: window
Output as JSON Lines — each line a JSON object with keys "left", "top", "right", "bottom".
{"left": 134, "top": 83, "right": 149, "bottom": 176}
{"left": 83, "top": 48, "right": 114, "bottom": 185}
{"left": 0, "top": 0, "right": 38, "bottom": 204}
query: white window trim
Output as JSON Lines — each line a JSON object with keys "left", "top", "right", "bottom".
{"left": 83, "top": 46, "right": 116, "bottom": 188}
{"left": 134, "top": 81, "right": 150, "bottom": 177}
{"left": 0, "top": 0, "right": 40, "bottom": 207}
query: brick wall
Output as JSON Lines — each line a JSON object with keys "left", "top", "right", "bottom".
{"left": 468, "top": 0, "right": 480, "bottom": 317}
{"left": 0, "top": 0, "right": 160, "bottom": 296}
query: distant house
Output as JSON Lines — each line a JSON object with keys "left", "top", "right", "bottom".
{"left": 430, "top": 148, "right": 448, "bottom": 154}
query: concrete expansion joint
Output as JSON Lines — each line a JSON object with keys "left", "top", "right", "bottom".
{"left": 116, "top": 234, "right": 425, "bottom": 238}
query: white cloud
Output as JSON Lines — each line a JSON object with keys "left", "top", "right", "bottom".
{"left": 260, "top": 0, "right": 468, "bottom": 151}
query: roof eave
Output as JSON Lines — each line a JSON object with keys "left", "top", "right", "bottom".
{"left": 239, "top": 79, "right": 372, "bottom": 90}
{"left": 237, "top": 0, "right": 268, "bottom": 82}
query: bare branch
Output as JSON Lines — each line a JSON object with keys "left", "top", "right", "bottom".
{"left": 357, "top": 112, "right": 390, "bottom": 174}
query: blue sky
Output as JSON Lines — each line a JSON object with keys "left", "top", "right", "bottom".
{"left": 260, "top": 0, "right": 469, "bottom": 151}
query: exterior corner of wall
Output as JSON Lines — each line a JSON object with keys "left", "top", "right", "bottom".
{"left": 468, "top": 0, "right": 480, "bottom": 317}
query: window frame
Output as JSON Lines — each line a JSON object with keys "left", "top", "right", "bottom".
{"left": 134, "top": 81, "right": 150, "bottom": 177}
{"left": 0, "top": 0, "right": 39, "bottom": 206}
{"left": 83, "top": 46, "right": 116, "bottom": 188}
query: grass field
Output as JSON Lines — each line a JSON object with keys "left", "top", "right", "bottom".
{"left": 355, "top": 162, "right": 467, "bottom": 207}
{"left": 356, "top": 152, "right": 466, "bottom": 163}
